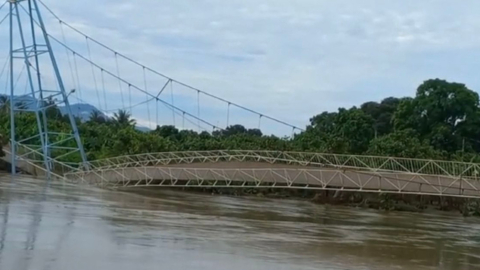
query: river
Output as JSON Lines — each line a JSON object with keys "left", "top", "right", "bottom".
{"left": 0, "top": 175, "right": 479, "bottom": 270}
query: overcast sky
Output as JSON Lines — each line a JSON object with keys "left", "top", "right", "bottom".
{"left": 2, "top": 0, "right": 480, "bottom": 134}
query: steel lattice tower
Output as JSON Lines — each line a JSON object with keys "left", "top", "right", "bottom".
{"left": 7, "top": 0, "right": 88, "bottom": 176}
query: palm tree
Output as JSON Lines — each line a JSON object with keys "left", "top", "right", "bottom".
{"left": 89, "top": 110, "right": 107, "bottom": 124}
{"left": 112, "top": 109, "right": 136, "bottom": 127}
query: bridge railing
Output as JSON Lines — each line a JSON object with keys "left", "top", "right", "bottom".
{"left": 67, "top": 150, "right": 480, "bottom": 179}
{"left": 10, "top": 143, "right": 80, "bottom": 176}
{"left": 3, "top": 147, "right": 67, "bottom": 181}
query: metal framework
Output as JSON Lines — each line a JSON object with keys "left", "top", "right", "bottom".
{"left": 2, "top": 145, "right": 66, "bottom": 180}
{"left": 4, "top": 145, "right": 480, "bottom": 198}
{"left": 51, "top": 150, "right": 480, "bottom": 198}
{"left": 7, "top": 0, "right": 88, "bottom": 177}
{"left": 75, "top": 150, "right": 480, "bottom": 179}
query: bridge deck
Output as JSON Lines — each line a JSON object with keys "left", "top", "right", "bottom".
{"left": 4, "top": 146, "right": 480, "bottom": 198}
{"left": 65, "top": 161, "right": 480, "bottom": 198}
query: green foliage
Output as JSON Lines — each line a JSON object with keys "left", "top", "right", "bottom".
{"left": 361, "top": 97, "right": 401, "bottom": 136}
{"left": 1, "top": 78, "right": 480, "bottom": 164}
{"left": 393, "top": 79, "right": 480, "bottom": 156}
{"left": 367, "top": 129, "right": 440, "bottom": 159}
{"left": 297, "top": 107, "right": 374, "bottom": 154}
{"left": 112, "top": 109, "right": 136, "bottom": 128}
{"left": 297, "top": 78, "right": 480, "bottom": 159}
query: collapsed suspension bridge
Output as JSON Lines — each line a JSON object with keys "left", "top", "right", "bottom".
{"left": 1, "top": 0, "right": 480, "bottom": 199}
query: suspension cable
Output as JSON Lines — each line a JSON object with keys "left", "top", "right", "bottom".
{"left": 86, "top": 37, "right": 102, "bottom": 110}
{"left": 13, "top": 64, "right": 26, "bottom": 93}
{"left": 68, "top": 86, "right": 230, "bottom": 133}
{"left": 0, "top": 14, "right": 8, "bottom": 27}
{"left": 182, "top": 112, "right": 185, "bottom": 129}
{"left": 114, "top": 53, "right": 125, "bottom": 108}
{"left": 0, "top": 52, "right": 9, "bottom": 85}
{"left": 155, "top": 98, "right": 159, "bottom": 128}
{"left": 49, "top": 38, "right": 220, "bottom": 129}
{"left": 145, "top": 91, "right": 151, "bottom": 129}
{"left": 103, "top": 96, "right": 155, "bottom": 113}
{"left": 226, "top": 102, "right": 230, "bottom": 128}
{"left": 100, "top": 69, "right": 108, "bottom": 110}
{"left": 128, "top": 84, "right": 133, "bottom": 115}
{"left": 59, "top": 21, "right": 76, "bottom": 99}
{"left": 72, "top": 52, "right": 83, "bottom": 101}
{"left": 36, "top": 0, "right": 304, "bottom": 132}
{"left": 23, "top": 76, "right": 28, "bottom": 95}
{"left": 157, "top": 99, "right": 208, "bottom": 131}
{"left": 197, "top": 91, "right": 200, "bottom": 132}
{"left": 143, "top": 67, "right": 152, "bottom": 129}
{"left": 0, "top": 1, "right": 8, "bottom": 26}
{"left": 0, "top": 1, "right": 7, "bottom": 12}
{"left": 3, "top": 65, "right": 9, "bottom": 98}
{"left": 170, "top": 81, "right": 175, "bottom": 125}
{"left": 25, "top": 7, "right": 224, "bottom": 131}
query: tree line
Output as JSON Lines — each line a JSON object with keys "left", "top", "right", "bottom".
{"left": 1, "top": 78, "right": 480, "bottom": 164}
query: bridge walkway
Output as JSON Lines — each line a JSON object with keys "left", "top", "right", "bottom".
{"left": 63, "top": 151, "right": 480, "bottom": 198}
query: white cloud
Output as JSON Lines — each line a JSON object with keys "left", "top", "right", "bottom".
{"left": 2, "top": 0, "right": 480, "bottom": 135}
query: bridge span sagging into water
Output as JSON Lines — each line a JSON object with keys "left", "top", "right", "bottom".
{"left": 4, "top": 145, "right": 480, "bottom": 198}
{"left": 52, "top": 150, "right": 480, "bottom": 199}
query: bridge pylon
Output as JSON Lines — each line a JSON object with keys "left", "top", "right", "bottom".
{"left": 6, "top": 0, "right": 88, "bottom": 177}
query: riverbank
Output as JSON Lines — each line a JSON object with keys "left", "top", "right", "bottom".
{"left": 173, "top": 187, "right": 480, "bottom": 217}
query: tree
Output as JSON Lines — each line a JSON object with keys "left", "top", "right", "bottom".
{"left": 112, "top": 109, "right": 136, "bottom": 127}
{"left": 296, "top": 108, "right": 375, "bottom": 154}
{"left": 89, "top": 110, "right": 107, "bottom": 124}
{"left": 309, "top": 111, "right": 338, "bottom": 134}
{"left": 107, "top": 128, "right": 174, "bottom": 156}
{"left": 293, "top": 126, "right": 348, "bottom": 153}
{"left": 416, "top": 79, "right": 479, "bottom": 129}
{"left": 212, "top": 124, "right": 263, "bottom": 138}
{"left": 247, "top": 128, "right": 262, "bottom": 137}
{"left": 392, "top": 97, "right": 418, "bottom": 132}
{"left": 154, "top": 125, "right": 180, "bottom": 140}
{"left": 367, "top": 129, "right": 440, "bottom": 159}
{"left": 393, "top": 79, "right": 480, "bottom": 154}
{"left": 361, "top": 97, "right": 401, "bottom": 136}
{"left": 332, "top": 107, "right": 375, "bottom": 154}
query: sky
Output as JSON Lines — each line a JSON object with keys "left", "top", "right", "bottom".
{"left": 2, "top": 0, "right": 480, "bottom": 135}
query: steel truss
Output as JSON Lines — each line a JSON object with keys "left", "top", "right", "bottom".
{"left": 6, "top": 0, "right": 88, "bottom": 179}
{"left": 75, "top": 150, "right": 480, "bottom": 179}
{"left": 58, "top": 150, "right": 480, "bottom": 198}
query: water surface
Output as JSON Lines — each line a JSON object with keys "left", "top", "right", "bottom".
{"left": 0, "top": 174, "right": 479, "bottom": 270}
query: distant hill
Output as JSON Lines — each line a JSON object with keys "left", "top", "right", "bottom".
{"left": 60, "top": 103, "right": 151, "bottom": 132}
{"left": 136, "top": 126, "right": 151, "bottom": 132}
{"left": 0, "top": 94, "right": 151, "bottom": 132}
{"left": 58, "top": 103, "right": 104, "bottom": 122}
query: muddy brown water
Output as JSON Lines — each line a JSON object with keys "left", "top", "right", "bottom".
{"left": 0, "top": 174, "right": 479, "bottom": 270}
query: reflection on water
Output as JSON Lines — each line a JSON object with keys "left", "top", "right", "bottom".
{"left": 0, "top": 174, "right": 479, "bottom": 270}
